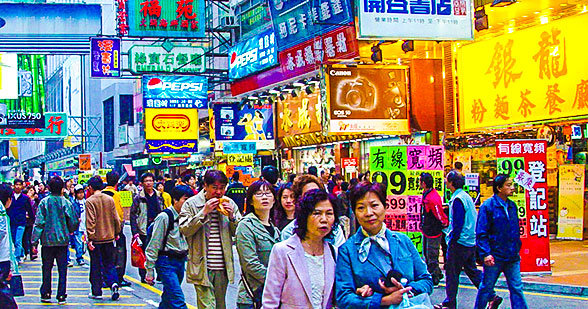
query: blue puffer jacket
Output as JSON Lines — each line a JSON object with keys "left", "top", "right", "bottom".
{"left": 476, "top": 195, "right": 522, "bottom": 263}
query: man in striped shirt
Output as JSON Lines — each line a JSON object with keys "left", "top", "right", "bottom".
{"left": 179, "top": 170, "right": 241, "bottom": 309}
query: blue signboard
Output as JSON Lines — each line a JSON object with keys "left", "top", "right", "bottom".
{"left": 90, "top": 37, "right": 121, "bottom": 78}
{"left": 229, "top": 28, "right": 278, "bottom": 80}
{"left": 222, "top": 141, "right": 257, "bottom": 154}
{"left": 269, "top": 0, "right": 353, "bottom": 50}
{"left": 214, "top": 102, "right": 274, "bottom": 142}
{"left": 145, "top": 140, "right": 199, "bottom": 153}
{"left": 142, "top": 75, "right": 207, "bottom": 109}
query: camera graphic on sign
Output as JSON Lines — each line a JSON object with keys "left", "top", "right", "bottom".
{"left": 337, "top": 77, "right": 377, "bottom": 112}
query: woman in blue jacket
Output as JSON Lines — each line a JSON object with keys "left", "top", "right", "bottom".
{"left": 335, "top": 181, "right": 433, "bottom": 308}
{"left": 475, "top": 174, "right": 528, "bottom": 309}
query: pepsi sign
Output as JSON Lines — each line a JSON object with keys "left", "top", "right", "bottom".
{"left": 229, "top": 28, "right": 278, "bottom": 80}
{"left": 142, "top": 75, "right": 207, "bottom": 109}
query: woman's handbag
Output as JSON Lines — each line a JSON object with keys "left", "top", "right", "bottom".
{"left": 8, "top": 274, "right": 24, "bottom": 297}
{"left": 241, "top": 274, "right": 263, "bottom": 309}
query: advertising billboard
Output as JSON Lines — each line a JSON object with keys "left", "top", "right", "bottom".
{"left": 90, "top": 37, "right": 121, "bottom": 78}
{"left": 358, "top": 0, "right": 473, "bottom": 40}
{"left": 145, "top": 140, "right": 198, "bottom": 153}
{"left": 145, "top": 108, "right": 199, "bottom": 140}
{"left": 276, "top": 87, "right": 322, "bottom": 138}
{"left": 213, "top": 102, "right": 274, "bottom": 150}
{"left": 130, "top": 44, "right": 205, "bottom": 74}
{"left": 269, "top": 0, "right": 353, "bottom": 50}
{"left": 240, "top": 4, "right": 272, "bottom": 38}
{"left": 142, "top": 75, "right": 207, "bottom": 109}
{"left": 0, "top": 53, "right": 18, "bottom": 100}
{"left": 229, "top": 28, "right": 278, "bottom": 80}
{"left": 127, "top": 0, "right": 206, "bottom": 38}
{"left": 326, "top": 65, "right": 410, "bottom": 134}
{"left": 0, "top": 54, "right": 46, "bottom": 128}
{"left": 0, "top": 112, "right": 67, "bottom": 139}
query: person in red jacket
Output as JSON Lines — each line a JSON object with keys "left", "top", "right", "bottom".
{"left": 420, "top": 172, "right": 449, "bottom": 286}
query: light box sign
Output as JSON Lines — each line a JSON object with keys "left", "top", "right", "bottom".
{"left": 130, "top": 44, "right": 205, "bottom": 74}
{"left": 0, "top": 53, "right": 18, "bottom": 100}
{"left": 145, "top": 140, "right": 198, "bottom": 153}
{"left": 220, "top": 141, "right": 257, "bottom": 154}
{"left": 127, "top": 0, "right": 205, "bottom": 38}
{"left": 269, "top": 0, "right": 353, "bottom": 50}
{"left": 142, "top": 75, "right": 207, "bottom": 109}
{"left": 229, "top": 28, "right": 278, "bottom": 80}
{"left": 358, "top": 0, "right": 473, "bottom": 40}
{"left": 0, "top": 112, "right": 67, "bottom": 139}
{"left": 144, "top": 108, "right": 199, "bottom": 140}
{"left": 276, "top": 87, "right": 322, "bottom": 138}
{"left": 326, "top": 66, "right": 410, "bottom": 134}
{"left": 213, "top": 102, "right": 275, "bottom": 150}
{"left": 90, "top": 37, "right": 121, "bottom": 78}
{"left": 240, "top": 4, "right": 272, "bottom": 37}
{"left": 458, "top": 13, "right": 588, "bottom": 132}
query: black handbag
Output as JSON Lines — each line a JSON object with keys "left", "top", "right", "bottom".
{"left": 241, "top": 274, "right": 263, "bottom": 309}
{"left": 8, "top": 274, "right": 24, "bottom": 297}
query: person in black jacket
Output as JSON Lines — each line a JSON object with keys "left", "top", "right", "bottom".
{"left": 225, "top": 172, "right": 246, "bottom": 214}
{"left": 7, "top": 179, "right": 33, "bottom": 263}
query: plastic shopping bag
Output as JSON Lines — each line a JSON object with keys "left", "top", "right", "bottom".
{"left": 131, "top": 235, "right": 146, "bottom": 269}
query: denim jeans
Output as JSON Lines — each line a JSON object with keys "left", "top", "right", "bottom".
{"left": 89, "top": 242, "right": 118, "bottom": 296}
{"left": 475, "top": 260, "right": 528, "bottom": 309}
{"left": 155, "top": 256, "right": 187, "bottom": 309}
{"left": 68, "top": 231, "right": 85, "bottom": 263}
{"left": 40, "top": 246, "right": 68, "bottom": 298}
{"left": 10, "top": 225, "right": 25, "bottom": 261}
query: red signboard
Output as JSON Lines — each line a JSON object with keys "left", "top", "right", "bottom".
{"left": 496, "top": 140, "right": 551, "bottom": 273}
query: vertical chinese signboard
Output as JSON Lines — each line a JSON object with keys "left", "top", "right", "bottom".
{"left": 90, "top": 38, "right": 121, "bottom": 78}
{"left": 127, "top": 0, "right": 205, "bottom": 38}
{"left": 496, "top": 140, "right": 550, "bottom": 273}
{"left": 557, "top": 164, "right": 585, "bottom": 240}
{"left": 369, "top": 145, "right": 445, "bottom": 255}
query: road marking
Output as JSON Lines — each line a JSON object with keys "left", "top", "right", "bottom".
{"left": 16, "top": 302, "right": 146, "bottom": 306}
{"left": 25, "top": 275, "right": 89, "bottom": 278}
{"left": 439, "top": 284, "right": 588, "bottom": 301}
{"left": 123, "top": 286, "right": 135, "bottom": 291}
{"left": 23, "top": 281, "right": 90, "bottom": 284}
{"left": 146, "top": 299, "right": 159, "bottom": 307}
{"left": 123, "top": 275, "right": 197, "bottom": 309}
{"left": 20, "top": 270, "right": 88, "bottom": 273}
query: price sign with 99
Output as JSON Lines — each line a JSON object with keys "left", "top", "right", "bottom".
{"left": 388, "top": 196, "right": 407, "bottom": 210}
{"left": 497, "top": 158, "right": 525, "bottom": 178}
{"left": 372, "top": 171, "right": 407, "bottom": 196}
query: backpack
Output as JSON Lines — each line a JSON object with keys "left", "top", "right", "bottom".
{"left": 145, "top": 208, "right": 175, "bottom": 253}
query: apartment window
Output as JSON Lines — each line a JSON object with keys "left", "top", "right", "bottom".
{"left": 103, "top": 97, "right": 114, "bottom": 152}
{"left": 119, "top": 94, "right": 134, "bottom": 126}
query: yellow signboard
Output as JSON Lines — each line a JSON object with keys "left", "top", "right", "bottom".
{"left": 227, "top": 153, "right": 253, "bottom": 166}
{"left": 457, "top": 13, "right": 588, "bottom": 131}
{"left": 557, "top": 164, "right": 585, "bottom": 240}
{"left": 145, "top": 108, "right": 199, "bottom": 140}
{"left": 119, "top": 190, "right": 133, "bottom": 208}
{"left": 78, "top": 173, "right": 93, "bottom": 184}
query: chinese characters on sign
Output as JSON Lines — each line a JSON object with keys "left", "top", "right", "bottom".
{"left": 116, "top": 0, "right": 130, "bottom": 36}
{"left": 142, "top": 75, "right": 207, "bottom": 109}
{"left": 358, "top": 0, "right": 473, "bottom": 40}
{"left": 127, "top": 0, "right": 205, "bottom": 38}
{"left": 0, "top": 112, "right": 67, "bottom": 139}
{"left": 130, "top": 44, "right": 205, "bottom": 74}
{"left": 370, "top": 145, "right": 445, "bottom": 255}
{"left": 229, "top": 28, "right": 278, "bottom": 80}
{"left": 496, "top": 140, "right": 550, "bottom": 273}
{"left": 458, "top": 13, "right": 587, "bottom": 131}
{"left": 90, "top": 38, "right": 121, "bottom": 78}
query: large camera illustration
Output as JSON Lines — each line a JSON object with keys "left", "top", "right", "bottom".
{"left": 337, "top": 77, "right": 377, "bottom": 111}
{"left": 384, "top": 80, "right": 406, "bottom": 119}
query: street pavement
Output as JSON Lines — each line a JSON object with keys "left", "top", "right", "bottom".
{"left": 13, "top": 225, "right": 588, "bottom": 308}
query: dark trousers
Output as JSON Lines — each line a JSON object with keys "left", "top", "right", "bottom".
{"left": 89, "top": 242, "right": 118, "bottom": 296}
{"left": 138, "top": 234, "right": 147, "bottom": 281}
{"left": 115, "top": 232, "right": 127, "bottom": 283}
{"left": 0, "top": 261, "right": 10, "bottom": 285}
{"left": 23, "top": 225, "right": 33, "bottom": 257}
{"left": 443, "top": 242, "right": 482, "bottom": 308}
{"left": 40, "top": 246, "right": 68, "bottom": 298}
{"left": 424, "top": 236, "right": 443, "bottom": 283}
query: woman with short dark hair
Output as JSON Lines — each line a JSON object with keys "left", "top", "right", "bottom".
{"left": 262, "top": 189, "right": 338, "bottom": 309}
{"left": 235, "top": 180, "right": 280, "bottom": 309}
{"left": 335, "top": 181, "right": 433, "bottom": 308}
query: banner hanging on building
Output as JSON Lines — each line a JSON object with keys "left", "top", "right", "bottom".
{"left": 358, "top": 0, "right": 473, "bottom": 40}
{"left": 229, "top": 28, "right": 278, "bottom": 80}
{"left": 129, "top": 43, "right": 205, "bottom": 74}
{"left": 276, "top": 87, "right": 322, "bottom": 138}
{"left": 0, "top": 112, "right": 67, "bottom": 139}
{"left": 0, "top": 53, "right": 18, "bottom": 100}
{"left": 458, "top": 13, "right": 588, "bottom": 131}
{"left": 496, "top": 139, "right": 550, "bottom": 273}
{"left": 142, "top": 75, "right": 207, "bottom": 109}
{"left": 90, "top": 37, "right": 121, "bottom": 78}
{"left": 326, "top": 65, "right": 410, "bottom": 134}
{"left": 127, "top": 0, "right": 205, "bottom": 38}
{"left": 369, "top": 145, "right": 445, "bottom": 255}
{"left": 213, "top": 102, "right": 274, "bottom": 150}
{"left": 557, "top": 164, "right": 585, "bottom": 240}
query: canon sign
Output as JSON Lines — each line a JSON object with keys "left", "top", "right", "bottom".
{"left": 330, "top": 70, "right": 352, "bottom": 76}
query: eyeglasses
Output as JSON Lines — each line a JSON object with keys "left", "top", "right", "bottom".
{"left": 254, "top": 191, "right": 273, "bottom": 197}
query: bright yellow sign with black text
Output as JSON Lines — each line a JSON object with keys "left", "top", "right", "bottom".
{"left": 145, "top": 108, "right": 199, "bottom": 140}
{"left": 457, "top": 13, "right": 588, "bottom": 131}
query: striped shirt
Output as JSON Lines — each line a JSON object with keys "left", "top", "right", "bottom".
{"left": 207, "top": 210, "right": 225, "bottom": 270}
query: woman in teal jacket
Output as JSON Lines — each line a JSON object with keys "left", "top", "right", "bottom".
{"left": 235, "top": 180, "right": 281, "bottom": 308}
{"left": 335, "top": 181, "right": 433, "bottom": 309}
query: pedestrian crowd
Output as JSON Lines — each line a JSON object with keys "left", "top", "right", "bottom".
{"left": 0, "top": 165, "right": 529, "bottom": 309}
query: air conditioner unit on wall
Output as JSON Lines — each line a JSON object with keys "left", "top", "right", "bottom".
{"left": 220, "top": 16, "right": 238, "bottom": 29}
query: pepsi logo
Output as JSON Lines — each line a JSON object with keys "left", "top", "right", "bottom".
{"left": 146, "top": 78, "right": 163, "bottom": 90}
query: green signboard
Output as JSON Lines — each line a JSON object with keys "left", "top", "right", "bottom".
{"left": 132, "top": 158, "right": 149, "bottom": 167}
{"left": 0, "top": 112, "right": 67, "bottom": 139}
{"left": 240, "top": 4, "right": 271, "bottom": 38}
{"left": 129, "top": 43, "right": 205, "bottom": 74}
{"left": 127, "top": 0, "right": 206, "bottom": 38}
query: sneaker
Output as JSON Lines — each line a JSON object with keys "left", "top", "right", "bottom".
{"left": 57, "top": 295, "right": 67, "bottom": 304}
{"left": 119, "top": 280, "right": 132, "bottom": 287}
{"left": 487, "top": 296, "right": 503, "bottom": 309}
{"left": 77, "top": 260, "right": 86, "bottom": 266}
{"left": 41, "top": 294, "right": 51, "bottom": 303}
{"left": 67, "top": 261, "right": 74, "bottom": 267}
{"left": 111, "top": 283, "right": 120, "bottom": 301}
{"left": 88, "top": 293, "right": 103, "bottom": 300}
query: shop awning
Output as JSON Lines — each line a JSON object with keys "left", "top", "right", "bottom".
{"left": 123, "top": 164, "right": 135, "bottom": 177}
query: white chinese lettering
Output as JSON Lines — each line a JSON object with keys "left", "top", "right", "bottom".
{"left": 320, "top": 1, "right": 332, "bottom": 20}
{"left": 278, "top": 22, "right": 288, "bottom": 39}
{"left": 331, "top": 0, "right": 344, "bottom": 14}
{"left": 286, "top": 53, "right": 295, "bottom": 71}
{"left": 529, "top": 214, "right": 548, "bottom": 238}
{"left": 528, "top": 161, "right": 546, "bottom": 183}
{"left": 295, "top": 49, "right": 305, "bottom": 68}
{"left": 288, "top": 17, "right": 298, "bottom": 35}
{"left": 498, "top": 143, "right": 510, "bottom": 155}
{"left": 304, "top": 45, "right": 314, "bottom": 65}
{"left": 336, "top": 32, "right": 347, "bottom": 53}
{"left": 511, "top": 143, "right": 522, "bottom": 154}
{"left": 523, "top": 143, "right": 534, "bottom": 154}
{"left": 324, "top": 37, "right": 336, "bottom": 58}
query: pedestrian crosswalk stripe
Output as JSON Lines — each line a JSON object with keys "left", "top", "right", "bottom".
{"left": 439, "top": 283, "right": 588, "bottom": 301}
{"left": 25, "top": 287, "right": 110, "bottom": 291}
{"left": 20, "top": 270, "right": 88, "bottom": 273}
{"left": 16, "top": 302, "right": 146, "bottom": 306}
{"left": 23, "top": 281, "right": 90, "bottom": 284}
{"left": 25, "top": 275, "right": 88, "bottom": 278}
{"left": 123, "top": 275, "right": 197, "bottom": 309}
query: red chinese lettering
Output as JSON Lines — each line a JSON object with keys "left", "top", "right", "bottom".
{"left": 102, "top": 64, "right": 111, "bottom": 75}
{"left": 150, "top": 19, "right": 158, "bottom": 26}
{"left": 140, "top": 0, "right": 162, "bottom": 18}
{"left": 191, "top": 20, "right": 198, "bottom": 30}
{"left": 47, "top": 116, "right": 64, "bottom": 135}
{"left": 159, "top": 18, "right": 168, "bottom": 28}
{"left": 4, "top": 129, "right": 15, "bottom": 136}
{"left": 97, "top": 40, "right": 113, "bottom": 52}
{"left": 25, "top": 128, "right": 43, "bottom": 135}
{"left": 176, "top": 0, "right": 197, "bottom": 19}
{"left": 101, "top": 52, "right": 112, "bottom": 64}
{"left": 170, "top": 19, "right": 179, "bottom": 27}
{"left": 181, "top": 20, "right": 189, "bottom": 28}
